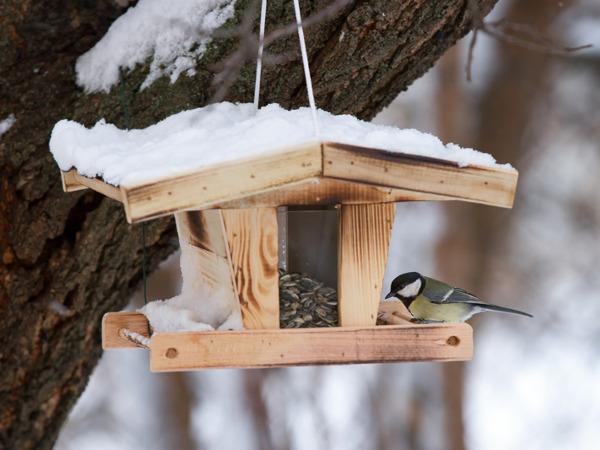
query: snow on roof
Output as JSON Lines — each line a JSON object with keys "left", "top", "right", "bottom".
{"left": 49, "top": 102, "right": 510, "bottom": 188}
{"left": 76, "top": 0, "right": 237, "bottom": 93}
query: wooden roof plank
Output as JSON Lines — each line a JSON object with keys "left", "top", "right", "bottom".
{"left": 212, "top": 177, "right": 450, "bottom": 208}
{"left": 322, "top": 142, "right": 518, "bottom": 208}
{"left": 121, "top": 143, "right": 323, "bottom": 222}
{"left": 60, "top": 141, "right": 518, "bottom": 222}
{"left": 61, "top": 169, "right": 123, "bottom": 202}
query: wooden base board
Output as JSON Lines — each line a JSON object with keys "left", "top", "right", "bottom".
{"left": 102, "top": 311, "right": 473, "bottom": 371}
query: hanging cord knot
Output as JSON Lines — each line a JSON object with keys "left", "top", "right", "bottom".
{"left": 119, "top": 328, "right": 151, "bottom": 349}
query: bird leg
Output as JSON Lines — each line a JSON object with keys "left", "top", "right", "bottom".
{"left": 410, "top": 318, "right": 445, "bottom": 324}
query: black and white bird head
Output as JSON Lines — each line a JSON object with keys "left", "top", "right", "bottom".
{"left": 384, "top": 272, "right": 425, "bottom": 301}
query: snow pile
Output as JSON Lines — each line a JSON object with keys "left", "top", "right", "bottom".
{"left": 140, "top": 290, "right": 242, "bottom": 333}
{"left": 76, "top": 0, "right": 236, "bottom": 92}
{"left": 50, "top": 102, "right": 510, "bottom": 187}
{"left": 0, "top": 113, "right": 16, "bottom": 138}
{"left": 140, "top": 218, "right": 243, "bottom": 333}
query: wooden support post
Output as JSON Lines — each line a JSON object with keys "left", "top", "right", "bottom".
{"left": 222, "top": 208, "right": 279, "bottom": 329}
{"left": 175, "top": 211, "right": 241, "bottom": 329}
{"left": 338, "top": 203, "right": 395, "bottom": 326}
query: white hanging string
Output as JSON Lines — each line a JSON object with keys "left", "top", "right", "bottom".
{"left": 253, "top": 0, "right": 321, "bottom": 138}
{"left": 292, "top": 0, "right": 320, "bottom": 138}
{"left": 253, "top": 0, "right": 268, "bottom": 109}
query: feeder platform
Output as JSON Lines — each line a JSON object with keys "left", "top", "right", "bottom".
{"left": 58, "top": 141, "right": 518, "bottom": 371}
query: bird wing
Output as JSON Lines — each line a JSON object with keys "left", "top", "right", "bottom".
{"left": 421, "top": 277, "right": 454, "bottom": 303}
{"left": 422, "top": 278, "right": 483, "bottom": 305}
{"left": 446, "top": 287, "right": 484, "bottom": 304}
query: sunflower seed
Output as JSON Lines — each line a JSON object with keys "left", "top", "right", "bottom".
{"left": 279, "top": 270, "right": 338, "bottom": 328}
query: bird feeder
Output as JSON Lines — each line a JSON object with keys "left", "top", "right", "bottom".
{"left": 59, "top": 141, "right": 517, "bottom": 371}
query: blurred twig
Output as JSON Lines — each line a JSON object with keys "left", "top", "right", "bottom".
{"left": 465, "top": 0, "right": 592, "bottom": 81}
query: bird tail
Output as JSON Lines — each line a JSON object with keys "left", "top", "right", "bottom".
{"left": 476, "top": 303, "right": 533, "bottom": 318}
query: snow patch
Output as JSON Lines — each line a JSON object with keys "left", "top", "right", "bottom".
{"left": 76, "top": 0, "right": 237, "bottom": 93}
{"left": 49, "top": 102, "right": 509, "bottom": 187}
{"left": 0, "top": 114, "right": 16, "bottom": 138}
{"left": 140, "top": 291, "right": 237, "bottom": 333}
{"left": 139, "top": 216, "right": 243, "bottom": 333}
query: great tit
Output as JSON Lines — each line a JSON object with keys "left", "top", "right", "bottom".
{"left": 384, "top": 272, "right": 532, "bottom": 323}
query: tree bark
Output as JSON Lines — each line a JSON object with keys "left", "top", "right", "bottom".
{"left": 0, "top": 1, "right": 496, "bottom": 448}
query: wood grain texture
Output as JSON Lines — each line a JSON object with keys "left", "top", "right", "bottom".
{"left": 222, "top": 209, "right": 279, "bottom": 329}
{"left": 323, "top": 143, "right": 518, "bottom": 208}
{"left": 102, "top": 311, "right": 150, "bottom": 349}
{"left": 60, "top": 170, "right": 87, "bottom": 192}
{"left": 61, "top": 170, "right": 122, "bottom": 201}
{"left": 174, "top": 211, "right": 241, "bottom": 327}
{"left": 148, "top": 324, "right": 473, "bottom": 371}
{"left": 122, "top": 144, "right": 322, "bottom": 222}
{"left": 60, "top": 142, "right": 517, "bottom": 223}
{"left": 176, "top": 210, "right": 228, "bottom": 258}
{"left": 213, "top": 177, "right": 449, "bottom": 209}
{"left": 338, "top": 204, "right": 396, "bottom": 327}
{"left": 378, "top": 300, "right": 413, "bottom": 325}
{"left": 175, "top": 211, "right": 233, "bottom": 292}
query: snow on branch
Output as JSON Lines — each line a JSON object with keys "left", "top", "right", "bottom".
{"left": 465, "top": 0, "right": 592, "bottom": 81}
{"left": 76, "top": 0, "right": 237, "bottom": 93}
{"left": 0, "top": 114, "right": 16, "bottom": 138}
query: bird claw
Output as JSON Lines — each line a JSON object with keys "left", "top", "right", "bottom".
{"left": 410, "top": 318, "right": 444, "bottom": 324}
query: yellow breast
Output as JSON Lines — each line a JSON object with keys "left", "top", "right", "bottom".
{"left": 408, "top": 295, "right": 470, "bottom": 323}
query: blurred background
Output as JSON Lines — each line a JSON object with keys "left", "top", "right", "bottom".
{"left": 55, "top": 0, "right": 600, "bottom": 449}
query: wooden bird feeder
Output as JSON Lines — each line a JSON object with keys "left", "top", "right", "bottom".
{"left": 60, "top": 141, "right": 518, "bottom": 371}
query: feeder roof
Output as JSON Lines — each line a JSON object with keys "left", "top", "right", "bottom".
{"left": 61, "top": 140, "right": 517, "bottom": 223}
{"left": 52, "top": 103, "right": 517, "bottom": 223}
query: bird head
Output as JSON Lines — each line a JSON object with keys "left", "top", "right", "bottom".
{"left": 384, "top": 272, "right": 425, "bottom": 301}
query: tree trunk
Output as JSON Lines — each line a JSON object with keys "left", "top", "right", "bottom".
{"left": 0, "top": 1, "right": 496, "bottom": 448}
{"left": 434, "top": 1, "right": 567, "bottom": 450}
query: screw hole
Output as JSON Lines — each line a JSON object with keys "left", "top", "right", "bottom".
{"left": 166, "top": 347, "right": 178, "bottom": 358}
{"left": 446, "top": 336, "right": 460, "bottom": 346}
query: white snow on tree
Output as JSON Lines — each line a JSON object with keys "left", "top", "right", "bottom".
{"left": 0, "top": 113, "right": 16, "bottom": 138}
{"left": 76, "top": 0, "right": 237, "bottom": 93}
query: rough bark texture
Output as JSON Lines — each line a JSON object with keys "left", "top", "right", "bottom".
{"left": 0, "top": 0, "right": 496, "bottom": 448}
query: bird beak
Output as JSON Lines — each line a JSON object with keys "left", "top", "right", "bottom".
{"left": 384, "top": 292, "right": 395, "bottom": 300}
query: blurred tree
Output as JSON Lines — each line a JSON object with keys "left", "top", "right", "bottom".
{"left": 434, "top": 1, "right": 574, "bottom": 449}
{"left": 244, "top": 369, "right": 278, "bottom": 450}
{"left": 159, "top": 373, "right": 198, "bottom": 450}
{"left": 0, "top": 0, "right": 499, "bottom": 448}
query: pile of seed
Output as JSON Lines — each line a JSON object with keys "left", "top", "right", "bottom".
{"left": 279, "top": 270, "right": 338, "bottom": 328}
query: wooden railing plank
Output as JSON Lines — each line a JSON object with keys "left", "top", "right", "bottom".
{"left": 323, "top": 143, "right": 518, "bottom": 208}
{"left": 338, "top": 203, "right": 395, "bottom": 327}
{"left": 222, "top": 208, "right": 280, "bottom": 329}
{"left": 149, "top": 324, "right": 473, "bottom": 371}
